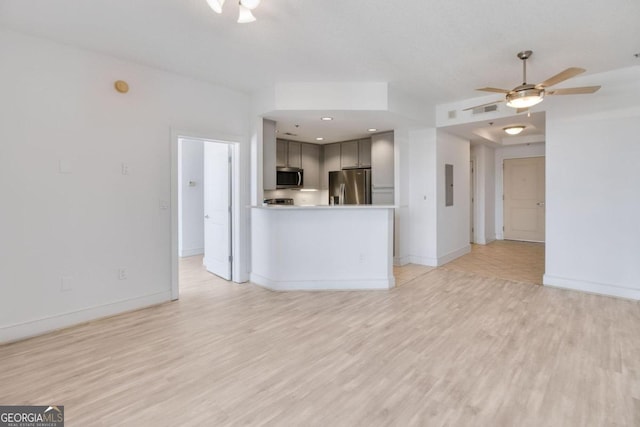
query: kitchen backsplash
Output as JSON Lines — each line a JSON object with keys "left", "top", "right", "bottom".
{"left": 264, "top": 189, "right": 328, "bottom": 206}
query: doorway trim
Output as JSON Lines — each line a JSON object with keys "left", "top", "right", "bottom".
{"left": 171, "top": 129, "right": 245, "bottom": 300}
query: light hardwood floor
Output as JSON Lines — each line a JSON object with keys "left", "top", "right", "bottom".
{"left": 1, "top": 256, "right": 639, "bottom": 426}
{"left": 442, "top": 240, "right": 545, "bottom": 285}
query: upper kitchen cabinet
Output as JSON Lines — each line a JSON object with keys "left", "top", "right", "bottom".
{"left": 276, "top": 139, "right": 302, "bottom": 168}
{"left": 340, "top": 138, "right": 371, "bottom": 169}
{"left": 301, "top": 143, "right": 321, "bottom": 189}
{"left": 371, "top": 131, "right": 394, "bottom": 188}
{"left": 358, "top": 138, "right": 372, "bottom": 168}
{"left": 322, "top": 143, "right": 341, "bottom": 189}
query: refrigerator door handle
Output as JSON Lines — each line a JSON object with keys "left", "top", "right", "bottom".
{"left": 365, "top": 171, "right": 371, "bottom": 204}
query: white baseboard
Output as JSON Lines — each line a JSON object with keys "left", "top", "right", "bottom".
{"left": 409, "top": 255, "right": 438, "bottom": 267}
{"left": 250, "top": 273, "right": 395, "bottom": 291}
{"left": 0, "top": 291, "right": 172, "bottom": 344}
{"left": 543, "top": 274, "right": 640, "bottom": 301}
{"left": 394, "top": 255, "right": 410, "bottom": 266}
{"left": 437, "top": 245, "right": 471, "bottom": 266}
{"left": 179, "top": 247, "right": 204, "bottom": 257}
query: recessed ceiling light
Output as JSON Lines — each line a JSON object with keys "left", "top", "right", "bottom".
{"left": 368, "top": 128, "right": 377, "bottom": 132}
{"left": 316, "top": 137, "right": 324, "bottom": 141}
{"left": 503, "top": 126, "right": 526, "bottom": 135}
{"left": 321, "top": 117, "right": 333, "bottom": 121}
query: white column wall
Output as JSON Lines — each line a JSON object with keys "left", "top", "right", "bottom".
{"left": 408, "top": 128, "right": 438, "bottom": 265}
{"left": 436, "top": 131, "right": 471, "bottom": 263}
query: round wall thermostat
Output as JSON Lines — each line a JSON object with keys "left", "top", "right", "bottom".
{"left": 114, "top": 80, "right": 129, "bottom": 93}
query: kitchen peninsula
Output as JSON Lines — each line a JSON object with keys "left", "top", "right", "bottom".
{"left": 250, "top": 205, "right": 395, "bottom": 291}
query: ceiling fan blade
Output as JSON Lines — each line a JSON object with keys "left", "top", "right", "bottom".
{"left": 547, "top": 85, "right": 601, "bottom": 95}
{"left": 476, "top": 87, "right": 510, "bottom": 94}
{"left": 537, "top": 67, "right": 585, "bottom": 88}
{"left": 462, "top": 99, "right": 504, "bottom": 111}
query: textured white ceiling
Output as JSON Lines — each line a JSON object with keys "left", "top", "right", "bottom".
{"left": 2, "top": 0, "right": 639, "bottom": 140}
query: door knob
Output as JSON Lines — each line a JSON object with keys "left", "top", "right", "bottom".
{"left": 536, "top": 202, "right": 545, "bottom": 207}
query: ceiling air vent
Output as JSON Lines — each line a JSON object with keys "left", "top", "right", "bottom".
{"left": 472, "top": 104, "right": 498, "bottom": 115}
{"left": 448, "top": 110, "right": 457, "bottom": 119}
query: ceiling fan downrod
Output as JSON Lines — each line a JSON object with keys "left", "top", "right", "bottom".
{"left": 517, "top": 50, "right": 533, "bottom": 85}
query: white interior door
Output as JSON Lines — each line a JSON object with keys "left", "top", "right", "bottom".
{"left": 504, "top": 157, "right": 545, "bottom": 242}
{"left": 203, "top": 142, "right": 232, "bottom": 280}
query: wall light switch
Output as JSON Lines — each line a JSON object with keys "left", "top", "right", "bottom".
{"left": 61, "top": 276, "right": 74, "bottom": 292}
{"left": 58, "top": 160, "right": 72, "bottom": 174}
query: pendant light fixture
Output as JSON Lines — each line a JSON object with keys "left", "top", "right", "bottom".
{"left": 207, "top": 0, "right": 261, "bottom": 23}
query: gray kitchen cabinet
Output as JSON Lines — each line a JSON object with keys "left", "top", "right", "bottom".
{"left": 322, "top": 143, "right": 341, "bottom": 189}
{"left": 301, "top": 143, "right": 321, "bottom": 189}
{"left": 340, "top": 140, "right": 359, "bottom": 169}
{"left": 371, "top": 131, "right": 394, "bottom": 188}
{"left": 276, "top": 139, "right": 302, "bottom": 168}
{"left": 276, "top": 139, "right": 287, "bottom": 167}
{"left": 358, "top": 138, "right": 372, "bottom": 167}
{"left": 288, "top": 141, "right": 302, "bottom": 168}
{"left": 341, "top": 138, "right": 371, "bottom": 169}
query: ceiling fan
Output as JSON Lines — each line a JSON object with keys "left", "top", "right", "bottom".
{"left": 463, "top": 50, "right": 601, "bottom": 112}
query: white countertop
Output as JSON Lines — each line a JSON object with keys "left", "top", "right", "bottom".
{"left": 251, "top": 205, "right": 396, "bottom": 210}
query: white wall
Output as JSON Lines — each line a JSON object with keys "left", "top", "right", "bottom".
{"left": 436, "top": 131, "right": 471, "bottom": 263}
{"left": 543, "top": 66, "right": 640, "bottom": 300}
{"left": 394, "top": 128, "right": 411, "bottom": 265}
{"left": 178, "top": 139, "right": 204, "bottom": 257}
{"left": 408, "top": 128, "right": 438, "bottom": 265}
{"left": 0, "top": 30, "right": 249, "bottom": 342}
{"left": 544, "top": 67, "right": 640, "bottom": 299}
{"left": 494, "top": 142, "right": 545, "bottom": 240}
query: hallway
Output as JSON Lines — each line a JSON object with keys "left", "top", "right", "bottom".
{"left": 442, "top": 240, "right": 545, "bottom": 285}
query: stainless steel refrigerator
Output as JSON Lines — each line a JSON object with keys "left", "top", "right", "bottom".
{"left": 328, "top": 169, "right": 372, "bottom": 205}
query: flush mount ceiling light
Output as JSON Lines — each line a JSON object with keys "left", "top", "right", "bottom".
{"left": 367, "top": 128, "right": 377, "bottom": 132}
{"left": 207, "top": 0, "right": 260, "bottom": 23}
{"left": 321, "top": 117, "right": 333, "bottom": 121}
{"left": 503, "top": 125, "right": 526, "bottom": 135}
{"left": 316, "top": 137, "right": 324, "bottom": 141}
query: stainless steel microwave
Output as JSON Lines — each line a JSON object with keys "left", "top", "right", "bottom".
{"left": 276, "top": 167, "right": 303, "bottom": 189}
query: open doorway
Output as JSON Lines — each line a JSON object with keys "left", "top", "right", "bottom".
{"left": 171, "top": 133, "right": 241, "bottom": 300}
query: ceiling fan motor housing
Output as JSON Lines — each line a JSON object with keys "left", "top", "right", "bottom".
{"left": 506, "top": 84, "right": 545, "bottom": 108}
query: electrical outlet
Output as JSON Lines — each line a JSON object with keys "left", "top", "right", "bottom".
{"left": 159, "top": 200, "right": 169, "bottom": 210}
{"left": 118, "top": 268, "right": 127, "bottom": 280}
{"left": 121, "top": 163, "right": 129, "bottom": 175}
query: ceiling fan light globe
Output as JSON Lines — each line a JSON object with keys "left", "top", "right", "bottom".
{"left": 206, "top": 0, "right": 225, "bottom": 13}
{"left": 240, "top": 0, "right": 260, "bottom": 10}
{"left": 506, "top": 88, "right": 545, "bottom": 109}
{"left": 237, "top": 4, "right": 256, "bottom": 23}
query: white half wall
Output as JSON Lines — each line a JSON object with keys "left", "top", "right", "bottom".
{"left": 0, "top": 30, "right": 250, "bottom": 342}
{"left": 543, "top": 66, "right": 640, "bottom": 300}
{"left": 178, "top": 139, "right": 204, "bottom": 257}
